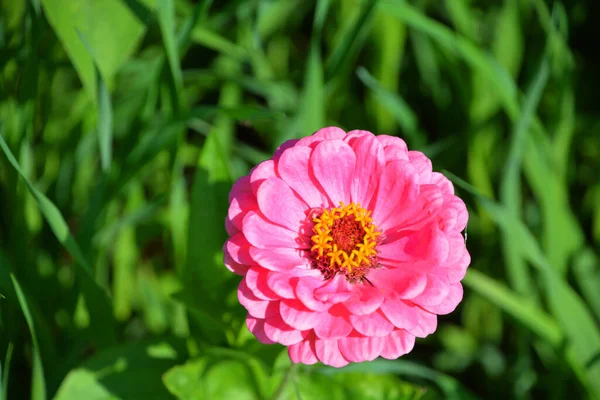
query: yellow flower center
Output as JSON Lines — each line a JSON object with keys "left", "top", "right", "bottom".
{"left": 310, "top": 202, "right": 381, "bottom": 283}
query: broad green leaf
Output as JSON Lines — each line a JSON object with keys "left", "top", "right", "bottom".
{"left": 11, "top": 274, "right": 46, "bottom": 400}
{"left": 55, "top": 339, "right": 185, "bottom": 399}
{"left": 0, "top": 131, "right": 116, "bottom": 347}
{"left": 41, "top": 0, "right": 151, "bottom": 98}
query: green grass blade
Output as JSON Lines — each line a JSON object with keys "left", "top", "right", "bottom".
{"left": 499, "top": 56, "right": 549, "bottom": 296}
{"left": 157, "top": 0, "right": 183, "bottom": 112}
{"left": 572, "top": 249, "right": 600, "bottom": 322}
{"left": 0, "top": 343, "right": 13, "bottom": 400}
{"left": 77, "top": 30, "right": 113, "bottom": 172}
{"left": 10, "top": 274, "right": 46, "bottom": 400}
{"left": 325, "top": 0, "right": 378, "bottom": 80}
{"left": 463, "top": 269, "right": 563, "bottom": 347}
{"left": 0, "top": 130, "right": 116, "bottom": 348}
{"left": 448, "top": 172, "right": 600, "bottom": 397}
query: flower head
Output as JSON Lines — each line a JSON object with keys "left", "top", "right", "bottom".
{"left": 224, "top": 127, "right": 470, "bottom": 367}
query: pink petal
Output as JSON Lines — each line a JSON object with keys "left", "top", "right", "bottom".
{"left": 295, "top": 276, "right": 331, "bottom": 311}
{"left": 380, "top": 330, "right": 415, "bottom": 359}
{"left": 228, "top": 191, "right": 258, "bottom": 232}
{"left": 273, "top": 139, "right": 299, "bottom": 160}
{"left": 249, "top": 247, "right": 310, "bottom": 271}
{"left": 263, "top": 314, "right": 307, "bottom": 345}
{"left": 437, "top": 194, "right": 469, "bottom": 232}
{"left": 441, "top": 231, "right": 469, "bottom": 282}
{"left": 369, "top": 269, "right": 427, "bottom": 299}
{"left": 379, "top": 224, "right": 450, "bottom": 269}
{"left": 338, "top": 334, "right": 385, "bottom": 363}
{"left": 422, "top": 282, "right": 464, "bottom": 315}
{"left": 343, "top": 285, "right": 384, "bottom": 316}
{"left": 348, "top": 134, "right": 385, "bottom": 207}
{"left": 349, "top": 310, "right": 395, "bottom": 337}
{"left": 377, "top": 135, "right": 409, "bottom": 162}
{"left": 277, "top": 146, "right": 328, "bottom": 208}
{"left": 313, "top": 305, "right": 353, "bottom": 339}
{"left": 372, "top": 160, "right": 418, "bottom": 231}
{"left": 245, "top": 267, "right": 280, "bottom": 300}
{"left": 431, "top": 172, "right": 454, "bottom": 195}
{"left": 223, "top": 252, "right": 250, "bottom": 276}
{"left": 380, "top": 298, "right": 419, "bottom": 330}
{"left": 267, "top": 269, "right": 319, "bottom": 299}
{"left": 257, "top": 177, "right": 308, "bottom": 229}
{"left": 250, "top": 160, "right": 277, "bottom": 195}
{"left": 313, "top": 275, "right": 354, "bottom": 304}
{"left": 297, "top": 126, "right": 346, "bottom": 147}
{"left": 238, "top": 279, "right": 279, "bottom": 318}
{"left": 229, "top": 175, "right": 252, "bottom": 203}
{"left": 408, "top": 151, "right": 432, "bottom": 184}
{"left": 344, "top": 129, "right": 372, "bottom": 146}
{"left": 310, "top": 140, "right": 356, "bottom": 205}
{"left": 243, "top": 211, "right": 309, "bottom": 249}
{"left": 315, "top": 338, "right": 350, "bottom": 367}
{"left": 280, "top": 299, "right": 320, "bottom": 330}
{"left": 225, "top": 217, "right": 238, "bottom": 236}
{"left": 224, "top": 233, "right": 254, "bottom": 265}
{"left": 288, "top": 339, "right": 318, "bottom": 364}
{"left": 411, "top": 274, "right": 451, "bottom": 307}
{"left": 407, "top": 309, "right": 438, "bottom": 338}
{"left": 246, "top": 316, "right": 275, "bottom": 344}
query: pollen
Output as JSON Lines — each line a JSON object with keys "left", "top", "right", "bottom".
{"left": 310, "top": 202, "right": 381, "bottom": 283}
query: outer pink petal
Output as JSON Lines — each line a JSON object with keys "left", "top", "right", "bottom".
{"left": 343, "top": 285, "right": 384, "bottom": 316}
{"left": 224, "top": 233, "right": 254, "bottom": 265}
{"left": 257, "top": 177, "right": 308, "bottom": 229}
{"left": 277, "top": 146, "right": 328, "bottom": 208}
{"left": 310, "top": 140, "right": 356, "bottom": 205}
{"left": 348, "top": 133, "right": 385, "bottom": 207}
{"left": 431, "top": 172, "right": 454, "bottom": 195}
{"left": 273, "top": 139, "right": 299, "bottom": 160}
{"left": 297, "top": 126, "right": 346, "bottom": 147}
{"left": 377, "top": 135, "right": 409, "bottom": 162}
{"left": 411, "top": 274, "right": 451, "bottom": 307}
{"left": 380, "top": 330, "right": 415, "bottom": 359}
{"left": 223, "top": 252, "right": 250, "bottom": 276}
{"left": 379, "top": 224, "right": 450, "bottom": 270}
{"left": 441, "top": 231, "right": 469, "bottom": 282}
{"left": 249, "top": 247, "right": 310, "bottom": 271}
{"left": 338, "top": 335, "right": 385, "bottom": 363}
{"left": 247, "top": 316, "right": 275, "bottom": 344}
{"left": 238, "top": 280, "right": 279, "bottom": 318}
{"left": 264, "top": 314, "right": 307, "bottom": 345}
{"left": 349, "top": 310, "right": 395, "bottom": 337}
{"left": 228, "top": 191, "right": 258, "bottom": 232}
{"left": 380, "top": 298, "right": 419, "bottom": 330}
{"left": 250, "top": 160, "right": 277, "bottom": 195}
{"left": 421, "top": 282, "right": 463, "bottom": 315}
{"left": 407, "top": 309, "right": 438, "bottom": 338}
{"left": 315, "top": 338, "right": 350, "bottom": 367}
{"left": 245, "top": 267, "right": 280, "bottom": 300}
{"left": 229, "top": 175, "right": 252, "bottom": 203}
{"left": 280, "top": 299, "right": 321, "bottom": 330}
{"left": 437, "top": 195, "right": 469, "bottom": 232}
{"left": 288, "top": 339, "right": 318, "bottom": 365}
{"left": 408, "top": 151, "right": 433, "bottom": 184}
{"left": 313, "top": 305, "right": 353, "bottom": 339}
{"left": 243, "top": 211, "right": 309, "bottom": 249}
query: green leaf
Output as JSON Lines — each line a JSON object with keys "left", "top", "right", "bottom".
{"left": 157, "top": 0, "right": 183, "bottom": 112}
{"left": 10, "top": 274, "right": 46, "bottom": 400}
{"left": 1, "top": 343, "right": 13, "bottom": 400}
{"left": 0, "top": 130, "right": 116, "bottom": 347}
{"left": 41, "top": 0, "right": 151, "bottom": 98}
{"left": 55, "top": 339, "right": 185, "bottom": 400}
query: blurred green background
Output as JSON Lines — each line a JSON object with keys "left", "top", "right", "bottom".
{"left": 1, "top": 0, "right": 599, "bottom": 398}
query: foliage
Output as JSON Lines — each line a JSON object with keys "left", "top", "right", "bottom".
{"left": 1, "top": 0, "right": 599, "bottom": 399}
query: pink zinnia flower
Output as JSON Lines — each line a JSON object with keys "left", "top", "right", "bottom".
{"left": 224, "top": 127, "right": 470, "bottom": 367}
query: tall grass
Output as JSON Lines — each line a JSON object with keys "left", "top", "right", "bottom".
{"left": 1, "top": 0, "right": 599, "bottom": 398}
